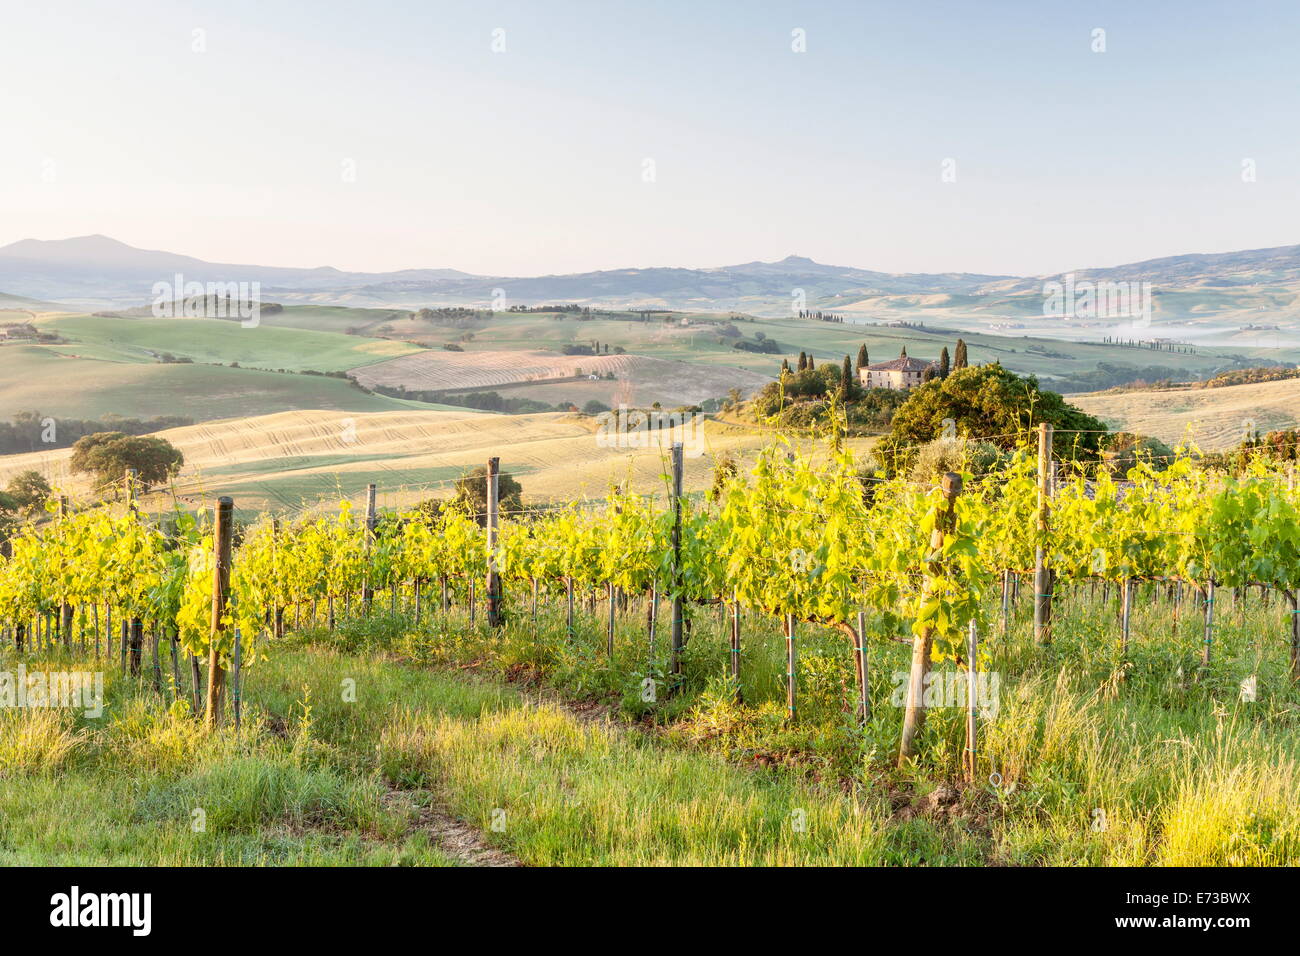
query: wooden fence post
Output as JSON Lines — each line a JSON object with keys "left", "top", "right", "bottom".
{"left": 204, "top": 496, "right": 234, "bottom": 728}
{"left": 899, "top": 472, "right": 963, "bottom": 766}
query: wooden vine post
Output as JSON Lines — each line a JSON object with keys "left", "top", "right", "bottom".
{"left": 362, "top": 482, "right": 377, "bottom": 614}
{"left": 58, "top": 496, "right": 73, "bottom": 647}
{"left": 1120, "top": 576, "right": 1132, "bottom": 655}
{"left": 125, "top": 468, "right": 145, "bottom": 672}
{"left": 1201, "top": 579, "right": 1216, "bottom": 666}
{"left": 1290, "top": 588, "right": 1300, "bottom": 681}
{"left": 204, "top": 496, "right": 234, "bottom": 729}
{"left": 899, "top": 471, "right": 962, "bottom": 767}
{"left": 729, "top": 590, "right": 742, "bottom": 702}
{"left": 1033, "top": 423, "right": 1054, "bottom": 645}
{"left": 999, "top": 568, "right": 1010, "bottom": 638}
{"left": 565, "top": 577, "right": 574, "bottom": 639}
{"left": 668, "top": 442, "right": 685, "bottom": 683}
{"left": 605, "top": 496, "right": 619, "bottom": 654}
{"left": 785, "top": 612, "right": 796, "bottom": 722}
{"left": 127, "top": 620, "right": 144, "bottom": 676}
{"left": 271, "top": 517, "right": 285, "bottom": 639}
{"left": 486, "top": 457, "right": 503, "bottom": 627}
{"left": 646, "top": 583, "right": 657, "bottom": 660}
{"left": 856, "top": 608, "right": 870, "bottom": 722}
{"left": 965, "top": 617, "right": 978, "bottom": 781}
{"left": 232, "top": 624, "right": 242, "bottom": 731}
{"left": 606, "top": 582, "right": 616, "bottom": 657}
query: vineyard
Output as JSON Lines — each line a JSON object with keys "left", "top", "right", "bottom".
{"left": 5, "top": 424, "right": 1300, "bottom": 739}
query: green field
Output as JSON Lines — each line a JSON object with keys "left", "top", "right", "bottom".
{"left": 40, "top": 314, "right": 422, "bottom": 373}
{"left": 253, "top": 305, "right": 413, "bottom": 335}
{"left": 340, "top": 308, "right": 1294, "bottom": 392}
{"left": 3, "top": 301, "right": 1295, "bottom": 431}
{"left": 0, "top": 344, "right": 434, "bottom": 421}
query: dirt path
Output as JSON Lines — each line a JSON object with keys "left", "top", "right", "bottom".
{"left": 383, "top": 789, "right": 522, "bottom": 867}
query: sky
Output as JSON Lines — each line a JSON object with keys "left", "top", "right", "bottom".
{"left": 3, "top": 0, "right": 1299, "bottom": 277}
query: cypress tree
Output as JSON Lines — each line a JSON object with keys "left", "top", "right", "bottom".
{"left": 939, "top": 346, "right": 950, "bottom": 378}
{"left": 856, "top": 343, "right": 869, "bottom": 373}
{"left": 840, "top": 355, "right": 853, "bottom": 400}
{"left": 798, "top": 351, "right": 808, "bottom": 372}
{"left": 807, "top": 354, "right": 815, "bottom": 370}
{"left": 954, "top": 338, "right": 968, "bottom": 369}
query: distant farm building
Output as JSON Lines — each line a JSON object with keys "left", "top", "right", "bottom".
{"left": 859, "top": 352, "right": 936, "bottom": 390}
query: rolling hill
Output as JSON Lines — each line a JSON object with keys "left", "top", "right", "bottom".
{"left": 0, "top": 408, "right": 851, "bottom": 514}
{"left": 1071, "top": 377, "right": 1300, "bottom": 450}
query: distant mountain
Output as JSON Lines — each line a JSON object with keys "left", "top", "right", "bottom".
{"left": 0, "top": 235, "right": 476, "bottom": 308}
{"left": 991, "top": 244, "right": 1300, "bottom": 294}
{"left": 4, "top": 234, "right": 1300, "bottom": 314}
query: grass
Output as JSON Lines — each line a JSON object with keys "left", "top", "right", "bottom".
{"left": 1071, "top": 375, "right": 1300, "bottom": 450}
{"left": 0, "top": 641, "right": 911, "bottom": 865}
{"left": 307, "top": 577, "right": 1300, "bottom": 866}
{"left": 4, "top": 580, "right": 1299, "bottom": 865}
{"left": 0, "top": 344, "right": 428, "bottom": 422}
{"left": 0, "top": 407, "right": 810, "bottom": 513}
{"left": 0, "top": 673, "right": 459, "bottom": 865}
{"left": 41, "top": 314, "right": 421, "bottom": 373}
{"left": 257, "top": 305, "right": 412, "bottom": 335}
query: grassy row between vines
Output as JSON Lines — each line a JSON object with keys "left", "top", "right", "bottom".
{"left": 2, "top": 582, "right": 1298, "bottom": 865}
{"left": 0, "top": 645, "right": 915, "bottom": 865}
{"left": 308, "top": 581, "right": 1300, "bottom": 866}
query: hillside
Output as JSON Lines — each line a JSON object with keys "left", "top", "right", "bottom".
{"left": 350, "top": 348, "right": 771, "bottom": 408}
{"left": 0, "top": 408, "right": 846, "bottom": 514}
{"left": 0, "top": 344, "right": 437, "bottom": 422}
{"left": 1071, "top": 377, "right": 1300, "bottom": 450}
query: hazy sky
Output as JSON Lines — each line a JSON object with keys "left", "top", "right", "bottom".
{"left": 4, "top": 0, "right": 1298, "bottom": 277}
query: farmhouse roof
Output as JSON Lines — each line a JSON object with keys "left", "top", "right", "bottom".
{"left": 867, "top": 356, "right": 934, "bottom": 372}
